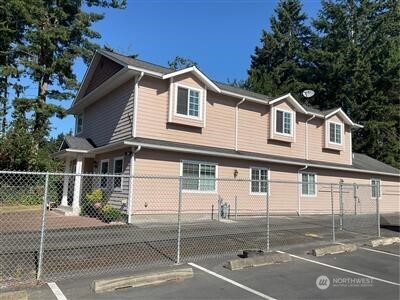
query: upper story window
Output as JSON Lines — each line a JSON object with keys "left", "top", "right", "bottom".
{"left": 301, "top": 173, "right": 316, "bottom": 196}
{"left": 182, "top": 160, "right": 216, "bottom": 192}
{"left": 75, "top": 113, "right": 83, "bottom": 135}
{"left": 275, "top": 109, "right": 293, "bottom": 136}
{"left": 371, "top": 178, "right": 381, "bottom": 198}
{"left": 329, "top": 122, "right": 342, "bottom": 144}
{"left": 113, "top": 157, "right": 124, "bottom": 191}
{"left": 176, "top": 85, "right": 201, "bottom": 118}
{"left": 251, "top": 167, "right": 269, "bottom": 194}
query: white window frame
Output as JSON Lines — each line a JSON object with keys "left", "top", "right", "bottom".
{"left": 174, "top": 83, "right": 203, "bottom": 120}
{"left": 180, "top": 160, "right": 217, "bottom": 193}
{"left": 249, "top": 167, "right": 270, "bottom": 195}
{"left": 75, "top": 113, "right": 83, "bottom": 135}
{"left": 99, "top": 159, "right": 109, "bottom": 189}
{"left": 300, "top": 172, "right": 317, "bottom": 197}
{"left": 328, "top": 121, "right": 343, "bottom": 145}
{"left": 113, "top": 157, "right": 124, "bottom": 191}
{"left": 370, "top": 178, "right": 381, "bottom": 199}
{"left": 274, "top": 108, "right": 294, "bottom": 137}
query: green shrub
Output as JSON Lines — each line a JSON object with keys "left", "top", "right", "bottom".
{"left": 101, "top": 204, "right": 122, "bottom": 223}
{"left": 86, "top": 188, "right": 104, "bottom": 204}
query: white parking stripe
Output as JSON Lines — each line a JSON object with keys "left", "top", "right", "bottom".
{"left": 276, "top": 251, "right": 400, "bottom": 286}
{"left": 48, "top": 282, "right": 67, "bottom": 300}
{"left": 335, "top": 242, "right": 400, "bottom": 258}
{"left": 188, "top": 262, "right": 277, "bottom": 300}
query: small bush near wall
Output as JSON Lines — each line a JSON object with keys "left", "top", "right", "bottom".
{"left": 100, "top": 204, "right": 122, "bottom": 223}
{"left": 81, "top": 189, "right": 122, "bottom": 223}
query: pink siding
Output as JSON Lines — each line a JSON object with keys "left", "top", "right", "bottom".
{"left": 136, "top": 74, "right": 352, "bottom": 165}
{"left": 132, "top": 149, "right": 399, "bottom": 215}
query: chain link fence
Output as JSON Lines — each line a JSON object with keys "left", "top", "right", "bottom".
{"left": 1, "top": 171, "right": 394, "bottom": 289}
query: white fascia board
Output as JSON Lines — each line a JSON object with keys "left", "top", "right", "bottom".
{"left": 162, "top": 66, "right": 221, "bottom": 93}
{"left": 269, "top": 93, "right": 308, "bottom": 114}
{"left": 65, "top": 149, "right": 90, "bottom": 154}
{"left": 219, "top": 90, "right": 269, "bottom": 105}
{"left": 127, "top": 65, "right": 164, "bottom": 77}
{"left": 124, "top": 140, "right": 400, "bottom": 177}
{"left": 325, "top": 108, "right": 357, "bottom": 127}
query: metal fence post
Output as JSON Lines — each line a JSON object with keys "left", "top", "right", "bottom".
{"left": 176, "top": 176, "right": 183, "bottom": 264}
{"left": 339, "top": 179, "right": 344, "bottom": 231}
{"left": 266, "top": 184, "right": 270, "bottom": 252}
{"left": 234, "top": 195, "right": 237, "bottom": 220}
{"left": 37, "top": 172, "right": 49, "bottom": 281}
{"left": 217, "top": 196, "right": 220, "bottom": 222}
{"left": 376, "top": 194, "right": 380, "bottom": 237}
{"left": 331, "top": 184, "right": 335, "bottom": 243}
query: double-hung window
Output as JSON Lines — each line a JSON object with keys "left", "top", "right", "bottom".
{"left": 371, "top": 178, "right": 380, "bottom": 198}
{"left": 75, "top": 113, "right": 83, "bottom": 135}
{"left": 100, "top": 160, "right": 109, "bottom": 188}
{"left": 113, "top": 157, "right": 123, "bottom": 191}
{"left": 329, "top": 122, "right": 342, "bottom": 144}
{"left": 301, "top": 173, "right": 316, "bottom": 196}
{"left": 251, "top": 168, "right": 269, "bottom": 194}
{"left": 176, "top": 86, "right": 201, "bottom": 118}
{"left": 275, "top": 109, "right": 292, "bottom": 135}
{"left": 182, "top": 161, "right": 216, "bottom": 192}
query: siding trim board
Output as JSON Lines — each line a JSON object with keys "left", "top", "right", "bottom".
{"left": 124, "top": 139, "right": 399, "bottom": 177}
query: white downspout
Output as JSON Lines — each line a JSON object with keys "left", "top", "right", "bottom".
{"left": 235, "top": 98, "right": 246, "bottom": 151}
{"left": 133, "top": 72, "right": 144, "bottom": 138}
{"left": 128, "top": 145, "right": 142, "bottom": 224}
{"left": 305, "top": 114, "right": 316, "bottom": 160}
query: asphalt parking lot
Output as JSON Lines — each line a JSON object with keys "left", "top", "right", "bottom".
{"left": 22, "top": 242, "right": 399, "bottom": 300}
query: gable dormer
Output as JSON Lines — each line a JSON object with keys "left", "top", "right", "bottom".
{"left": 164, "top": 66, "right": 220, "bottom": 128}
{"left": 323, "top": 108, "right": 355, "bottom": 152}
{"left": 268, "top": 94, "right": 307, "bottom": 144}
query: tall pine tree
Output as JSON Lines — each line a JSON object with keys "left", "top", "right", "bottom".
{"left": 247, "top": 0, "right": 313, "bottom": 99}
{"left": 310, "top": 0, "right": 399, "bottom": 167}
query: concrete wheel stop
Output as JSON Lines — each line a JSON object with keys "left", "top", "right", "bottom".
{"left": 225, "top": 250, "right": 291, "bottom": 270}
{"left": 311, "top": 243, "right": 357, "bottom": 257}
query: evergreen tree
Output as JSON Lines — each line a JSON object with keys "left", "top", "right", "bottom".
{"left": 247, "top": 0, "right": 313, "bottom": 99}
{"left": 310, "top": 0, "right": 400, "bottom": 167}
{"left": 168, "top": 56, "right": 198, "bottom": 70}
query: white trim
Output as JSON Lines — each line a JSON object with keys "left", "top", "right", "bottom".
{"left": 327, "top": 121, "right": 343, "bottom": 145}
{"left": 73, "top": 52, "right": 99, "bottom": 105}
{"left": 349, "top": 131, "right": 353, "bottom": 165}
{"left": 370, "top": 178, "right": 381, "bottom": 199}
{"left": 269, "top": 93, "right": 308, "bottom": 114}
{"left": 273, "top": 108, "right": 294, "bottom": 138}
{"left": 99, "top": 159, "right": 110, "bottom": 189}
{"left": 300, "top": 172, "right": 317, "bottom": 197}
{"left": 180, "top": 160, "right": 218, "bottom": 193}
{"left": 220, "top": 89, "right": 269, "bottom": 105}
{"left": 203, "top": 84, "right": 207, "bottom": 128}
{"left": 133, "top": 72, "right": 144, "bottom": 138}
{"left": 75, "top": 113, "right": 83, "bottom": 135}
{"left": 124, "top": 140, "right": 400, "bottom": 177}
{"left": 249, "top": 167, "right": 270, "bottom": 195}
{"left": 168, "top": 77, "right": 174, "bottom": 122}
{"left": 174, "top": 83, "right": 203, "bottom": 120}
{"left": 113, "top": 156, "right": 124, "bottom": 191}
{"left": 162, "top": 66, "right": 221, "bottom": 93}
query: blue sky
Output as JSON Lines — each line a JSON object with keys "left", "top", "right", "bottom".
{"left": 50, "top": 0, "right": 322, "bottom": 137}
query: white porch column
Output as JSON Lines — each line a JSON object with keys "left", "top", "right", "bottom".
{"left": 61, "top": 157, "right": 71, "bottom": 207}
{"left": 127, "top": 147, "right": 135, "bottom": 224}
{"left": 72, "top": 155, "right": 84, "bottom": 214}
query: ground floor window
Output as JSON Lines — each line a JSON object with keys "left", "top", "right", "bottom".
{"left": 100, "top": 159, "right": 109, "bottom": 188}
{"left": 301, "top": 173, "right": 316, "bottom": 196}
{"left": 113, "top": 157, "right": 124, "bottom": 191}
{"left": 371, "top": 178, "right": 380, "bottom": 198}
{"left": 251, "top": 167, "right": 269, "bottom": 194}
{"left": 182, "top": 161, "right": 216, "bottom": 192}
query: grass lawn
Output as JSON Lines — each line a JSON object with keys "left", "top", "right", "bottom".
{"left": 0, "top": 205, "right": 42, "bottom": 213}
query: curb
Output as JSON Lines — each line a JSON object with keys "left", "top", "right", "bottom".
{"left": 91, "top": 267, "right": 193, "bottom": 293}
{"left": 225, "top": 251, "right": 291, "bottom": 270}
{"left": 311, "top": 243, "right": 357, "bottom": 257}
{"left": 368, "top": 237, "right": 400, "bottom": 247}
{"left": 0, "top": 290, "right": 27, "bottom": 300}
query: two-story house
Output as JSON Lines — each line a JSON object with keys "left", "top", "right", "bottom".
{"left": 54, "top": 50, "right": 399, "bottom": 219}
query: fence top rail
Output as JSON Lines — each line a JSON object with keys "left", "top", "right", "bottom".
{"left": 0, "top": 170, "right": 394, "bottom": 188}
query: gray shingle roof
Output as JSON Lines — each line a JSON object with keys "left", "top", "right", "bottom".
{"left": 61, "top": 136, "right": 95, "bottom": 151}
{"left": 128, "top": 137, "right": 399, "bottom": 176}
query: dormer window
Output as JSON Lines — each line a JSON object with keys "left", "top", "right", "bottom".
{"left": 329, "top": 122, "right": 342, "bottom": 144}
{"left": 176, "top": 85, "right": 201, "bottom": 118}
{"left": 275, "top": 109, "right": 293, "bottom": 136}
{"left": 75, "top": 113, "right": 83, "bottom": 135}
